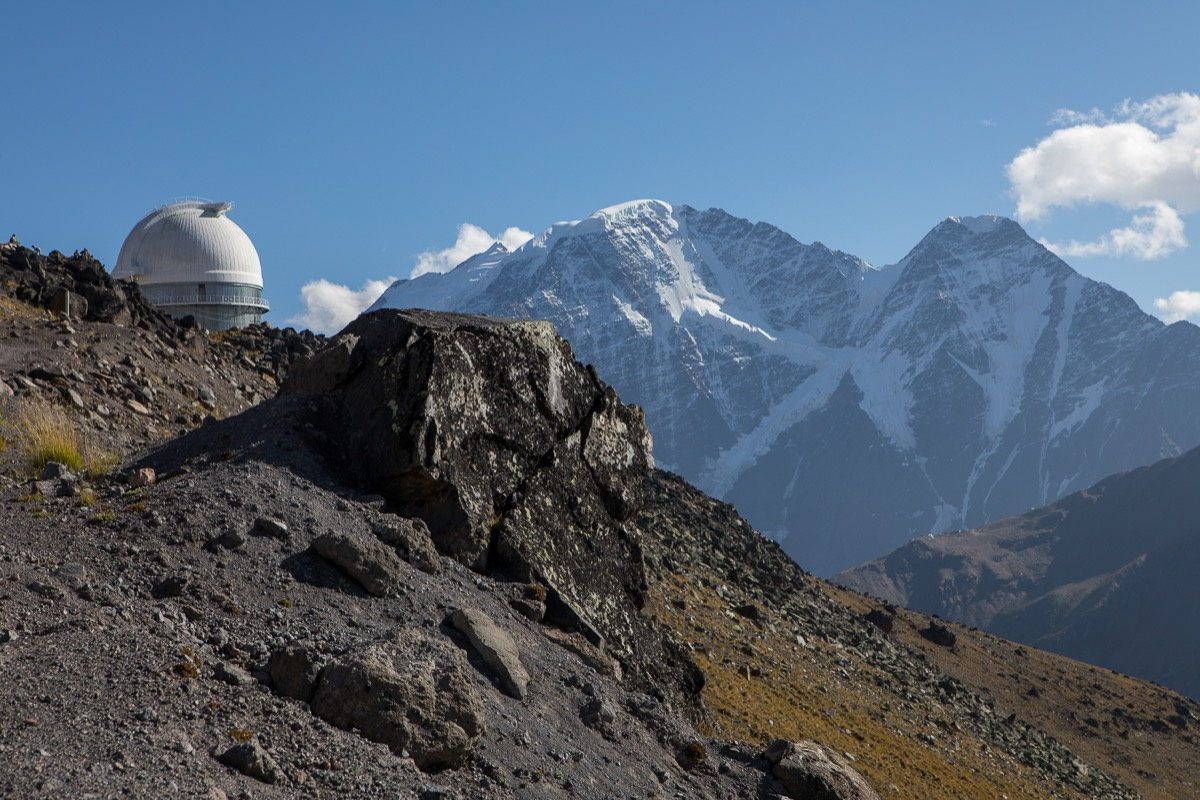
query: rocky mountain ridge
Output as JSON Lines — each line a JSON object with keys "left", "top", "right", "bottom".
{"left": 835, "top": 441, "right": 1200, "bottom": 702}
{"left": 370, "top": 201, "right": 1200, "bottom": 575}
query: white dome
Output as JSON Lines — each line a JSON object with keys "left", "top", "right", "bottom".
{"left": 113, "top": 200, "right": 268, "bottom": 331}
{"left": 114, "top": 200, "right": 263, "bottom": 288}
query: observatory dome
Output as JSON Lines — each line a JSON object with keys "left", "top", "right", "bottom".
{"left": 113, "top": 200, "right": 268, "bottom": 331}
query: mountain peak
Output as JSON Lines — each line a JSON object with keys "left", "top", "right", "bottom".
{"left": 593, "top": 199, "right": 674, "bottom": 220}
{"left": 946, "top": 214, "right": 1012, "bottom": 234}
{"left": 373, "top": 202, "right": 1197, "bottom": 575}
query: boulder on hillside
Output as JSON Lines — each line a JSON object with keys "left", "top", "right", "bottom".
{"left": 309, "top": 634, "right": 485, "bottom": 770}
{"left": 920, "top": 621, "right": 958, "bottom": 648}
{"left": 448, "top": 607, "right": 530, "bottom": 699}
{"left": 281, "top": 309, "right": 701, "bottom": 710}
{"left": 763, "top": 738, "right": 881, "bottom": 800}
{"left": 312, "top": 530, "right": 407, "bottom": 597}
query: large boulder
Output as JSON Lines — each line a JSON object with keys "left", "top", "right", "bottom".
{"left": 763, "top": 739, "right": 881, "bottom": 800}
{"left": 283, "top": 309, "right": 652, "bottom": 569}
{"left": 309, "top": 633, "right": 485, "bottom": 770}
{"left": 282, "top": 310, "right": 699, "bottom": 708}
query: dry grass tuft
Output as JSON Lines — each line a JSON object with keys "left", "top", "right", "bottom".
{"left": 13, "top": 401, "right": 84, "bottom": 473}
{"left": 0, "top": 294, "right": 51, "bottom": 322}
{"left": 6, "top": 400, "right": 116, "bottom": 476}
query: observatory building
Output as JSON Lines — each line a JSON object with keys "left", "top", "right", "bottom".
{"left": 113, "top": 199, "right": 268, "bottom": 331}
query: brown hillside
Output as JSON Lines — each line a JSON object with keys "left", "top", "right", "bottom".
{"left": 2, "top": 244, "right": 1197, "bottom": 799}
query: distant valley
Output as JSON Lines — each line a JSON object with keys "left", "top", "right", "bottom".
{"left": 836, "top": 443, "right": 1200, "bottom": 701}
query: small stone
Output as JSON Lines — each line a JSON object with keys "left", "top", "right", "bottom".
{"left": 198, "top": 385, "right": 218, "bottom": 410}
{"left": 270, "top": 643, "right": 320, "bottom": 702}
{"left": 219, "top": 741, "right": 283, "bottom": 784}
{"left": 39, "top": 462, "right": 70, "bottom": 480}
{"left": 127, "top": 399, "right": 150, "bottom": 416}
{"left": 370, "top": 516, "right": 439, "bottom": 575}
{"left": 52, "top": 562, "right": 88, "bottom": 590}
{"left": 919, "top": 622, "right": 957, "bottom": 648}
{"left": 129, "top": 468, "right": 156, "bottom": 488}
{"left": 448, "top": 607, "right": 530, "bottom": 700}
{"left": 582, "top": 698, "right": 617, "bottom": 728}
{"left": 213, "top": 661, "right": 252, "bottom": 687}
{"left": 28, "top": 581, "right": 65, "bottom": 600}
{"left": 763, "top": 739, "right": 881, "bottom": 800}
{"left": 508, "top": 597, "right": 546, "bottom": 623}
{"left": 312, "top": 531, "right": 406, "bottom": 597}
{"left": 734, "top": 603, "right": 762, "bottom": 622}
{"left": 253, "top": 517, "right": 289, "bottom": 539}
{"left": 863, "top": 609, "right": 894, "bottom": 634}
{"left": 152, "top": 574, "right": 189, "bottom": 598}
{"left": 216, "top": 529, "right": 247, "bottom": 550}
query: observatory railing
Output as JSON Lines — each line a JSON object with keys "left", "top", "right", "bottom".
{"left": 147, "top": 293, "right": 270, "bottom": 310}
{"left": 141, "top": 283, "right": 269, "bottom": 311}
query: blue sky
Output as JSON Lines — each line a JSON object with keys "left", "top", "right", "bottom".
{"left": 5, "top": 2, "right": 1200, "bottom": 332}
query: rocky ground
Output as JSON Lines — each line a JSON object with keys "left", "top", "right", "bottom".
{"left": 1, "top": 242, "right": 1198, "bottom": 800}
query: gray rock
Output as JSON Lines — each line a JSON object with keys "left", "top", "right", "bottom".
{"left": 310, "top": 634, "right": 485, "bottom": 770}
{"left": 280, "top": 310, "right": 695, "bottom": 710}
{"left": 252, "top": 516, "right": 289, "bottom": 539}
{"left": 762, "top": 739, "right": 881, "bottom": 800}
{"left": 508, "top": 597, "right": 546, "bottom": 623}
{"left": 27, "top": 581, "right": 65, "bottom": 600}
{"left": 219, "top": 740, "right": 283, "bottom": 784}
{"left": 370, "top": 515, "right": 439, "bottom": 574}
{"left": 52, "top": 562, "right": 88, "bottom": 590}
{"left": 312, "top": 530, "right": 406, "bottom": 597}
{"left": 35, "top": 475, "right": 77, "bottom": 498}
{"left": 582, "top": 698, "right": 618, "bottom": 729}
{"left": 151, "top": 574, "right": 189, "bottom": 598}
{"left": 448, "top": 607, "right": 530, "bottom": 700}
{"left": 39, "top": 462, "right": 71, "bottom": 480}
{"left": 198, "top": 384, "right": 217, "bottom": 410}
{"left": 216, "top": 528, "right": 246, "bottom": 550}
{"left": 213, "top": 661, "right": 252, "bottom": 687}
{"left": 270, "top": 643, "right": 320, "bottom": 702}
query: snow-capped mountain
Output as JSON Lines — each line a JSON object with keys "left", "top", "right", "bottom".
{"left": 370, "top": 200, "right": 1200, "bottom": 575}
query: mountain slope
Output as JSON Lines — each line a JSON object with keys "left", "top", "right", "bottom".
{"left": 3, "top": 259, "right": 1198, "bottom": 800}
{"left": 371, "top": 201, "right": 1200, "bottom": 574}
{"left": 834, "top": 444, "right": 1200, "bottom": 701}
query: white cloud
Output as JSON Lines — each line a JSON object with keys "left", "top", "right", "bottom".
{"left": 1154, "top": 290, "right": 1200, "bottom": 323}
{"left": 1041, "top": 202, "right": 1187, "bottom": 260}
{"left": 288, "top": 277, "right": 397, "bottom": 334}
{"left": 1007, "top": 92, "right": 1200, "bottom": 259}
{"left": 410, "top": 223, "right": 533, "bottom": 278}
{"left": 286, "top": 221, "right": 532, "bottom": 334}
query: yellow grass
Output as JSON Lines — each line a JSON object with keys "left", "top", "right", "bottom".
{"left": 7, "top": 400, "right": 115, "bottom": 476}
{"left": 0, "top": 294, "right": 51, "bottom": 321}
